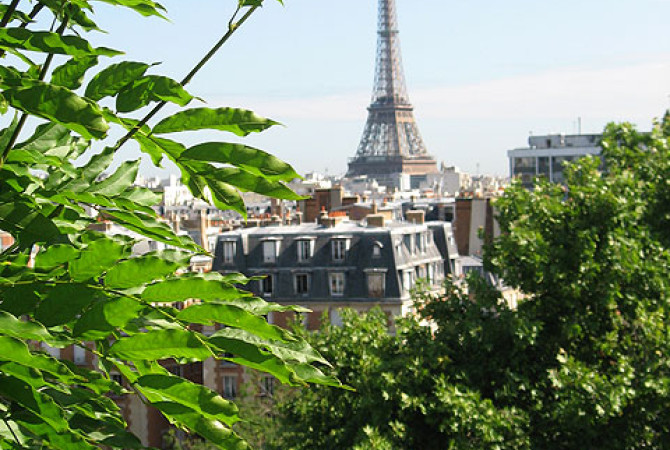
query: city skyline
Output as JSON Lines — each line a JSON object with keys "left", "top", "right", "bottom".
{"left": 90, "top": 0, "right": 670, "bottom": 178}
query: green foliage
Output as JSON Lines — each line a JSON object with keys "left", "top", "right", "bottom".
{"left": 0, "top": 1, "right": 338, "bottom": 449}
{"left": 273, "top": 307, "right": 527, "bottom": 450}
{"left": 271, "top": 116, "right": 670, "bottom": 449}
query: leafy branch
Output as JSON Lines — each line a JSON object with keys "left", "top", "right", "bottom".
{"left": 113, "top": 3, "right": 262, "bottom": 152}
{"left": 0, "top": 1, "right": 337, "bottom": 448}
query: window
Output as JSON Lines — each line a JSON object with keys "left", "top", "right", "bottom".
{"left": 367, "top": 273, "right": 385, "bottom": 298}
{"left": 372, "top": 243, "right": 382, "bottom": 258}
{"left": 262, "top": 275, "right": 273, "bottom": 296}
{"left": 223, "top": 376, "right": 237, "bottom": 399}
{"left": 74, "top": 345, "right": 86, "bottom": 365}
{"left": 261, "top": 376, "right": 274, "bottom": 396}
{"left": 295, "top": 274, "right": 309, "bottom": 295}
{"left": 329, "top": 308, "right": 343, "bottom": 327}
{"left": 297, "top": 240, "right": 312, "bottom": 262}
{"left": 222, "top": 241, "right": 236, "bottom": 264}
{"left": 415, "top": 233, "right": 422, "bottom": 253}
{"left": 403, "top": 234, "right": 413, "bottom": 253}
{"left": 220, "top": 353, "right": 237, "bottom": 367}
{"left": 110, "top": 373, "right": 123, "bottom": 386}
{"left": 331, "top": 239, "right": 347, "bottom": 261}
{"left": 263, "top": 241, "right": 277, "bottom": 263}
{"left": 329, "top": 272, "right": 345, "bottom": 296}
{"left": 402, "top": 270, "right": 412, "bottom": 294}
{"left": 110, "top": 373, "right": 124, "bottom": 398}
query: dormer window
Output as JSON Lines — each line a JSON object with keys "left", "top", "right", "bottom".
{"left": 372, "top": 241, "right": 382, "bottom": 258}
{"left": 331, "top": 238, "right": 350, "bottom": 262}
{"left": 296, "top": 239, "right": 314, "bottom": 262}
{"left": 262, "top": 239, "right": 280, "bottom": 263}
{"left": 221, "top": 241, "right": 236, "bottom": 264}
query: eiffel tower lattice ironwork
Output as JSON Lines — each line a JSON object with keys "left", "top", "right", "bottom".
{"left": 346, "top": 0, "right": 437, "bottom": 180}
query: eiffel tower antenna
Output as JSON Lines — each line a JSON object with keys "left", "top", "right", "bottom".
{"left": 346, "top": 0, "right": 437, "bottom": 185}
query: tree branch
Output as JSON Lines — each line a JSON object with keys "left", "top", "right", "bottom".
{"left": 111, "top": 4, "right": 261, "bottom": 153}
{"left": 0, "top": 14, "right": 70, "bottom": 168}
{"left": 0, "top": 0, "right": 21, "bottom": 28}
{"left": 2, "top": 418, "right": 20, "bottom": 445}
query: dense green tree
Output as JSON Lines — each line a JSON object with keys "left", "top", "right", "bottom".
{"left": 0, "top": 1, "right": 341, "bottom": 449}
{"left": 272, "top": 115, "right": 670, "bottom": 449}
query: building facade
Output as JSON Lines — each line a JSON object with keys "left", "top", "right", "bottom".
{"left": 508, "top": 133, "right": 602, "bottom": 188}
{"left": 212, "top": 217, "right": 454, "bottom": 326}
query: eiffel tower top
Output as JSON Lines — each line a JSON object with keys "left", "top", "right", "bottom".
{"left": 347, "top": 0, "right": 437, "bottom": 181}
{"left": 371, "top": 0, "right": 409, "bottom": 106}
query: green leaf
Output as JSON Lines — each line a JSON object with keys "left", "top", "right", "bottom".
{"left": 290, "top": 363, "right": 351, "bottom": 389}
{"left": 0, "top": 311, "right": 52, "bottom": 342}
{"left": 123, "top": 187, "right": 162, "bottom": 206}
{"left": 73, "top": 297, "right": 145, "bottom": 340}
{"left": 51, "top": 56, "right": 99, "bottom": 90}
{"left": 109, "top": 329, "right": 214, "bottom": 361}
{"left": 104, "top": 254, "right": 184, "bottom": 289}
{"left": 208, "top": 335, "right": 300, "bottom": 386}
{"left": 207, "top": 178, "right": 247, "bottom": 217}
{"left": 53, "top": 147, "right": 114, "bottom": 192}
{"left": 180, "top": 142, "right": 300, "bottom": 182}
{"left": 149, "top": 401, "right": 248, "bottom": 449}
{"left": 102, "top": 209, "right": 199, "bottom": 251}
{"left": 177, "top": 303, "right": 295, "bottom": 342}
{"left": 153, "top": 107, "right": 280, "bottom": 136}
{"left": 116, "top": 75, "right": 193, "bottom": 113}
{"left": 3, "top": 84, "right": 109, "bottom": 139}
{"left": 0, "top": 336, "right": 76, "bottom": 381}
{"left": 141, "top": 278, "right": 248, "bottom": 303}
{"left": 35, "top": 283, "right": 99, "bottom": 326}
{"left": 224, "top": 297, "right": 311, "bottom": 315}
{"left": 0, "top": 200, "right": 61, "bottom": 247}
{"left": 0, "top": 27, "right": 121, "bottom": 57}
{"left": 136, "top": 373, "right": 239, "bottom": 426}
{"left": 16, "top": 123, "right": 89, "bottom": 161}
{"left": 85, "top": 61, "right": 150, "bottom": 101}
{"left": 93, "top": 0, "right": 168, "bottom": 19}
{"left": 0, "top": 374, "right": 69, "bottom": 433}
{"left": 210, "top": 328, "right": 330, "bottom": 366}
{"left": 69, "top": 237, "right": 130, "bottom": 282}
{"left": 211, "top": 167, "right": 303, "bottom": 200}
{"left": 0, "top": 5, "right": 31, "bottom": 25}
{"left": 129, "top": 132, "right": 185, "bottom": 165}
{"left": 0, "top": 284, "right": 42, "bottom": 316}
{"left": 35, "top": 244, "right": 80, "bottom": 269}
{"left": 88, "top": 160, "right": 140, "bottom": 196}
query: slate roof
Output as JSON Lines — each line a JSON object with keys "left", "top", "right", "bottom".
{"left": 212, "top": 220, "right": 453, "bottom": 305}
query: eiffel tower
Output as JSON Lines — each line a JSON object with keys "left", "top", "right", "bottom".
{"left": 346, "top": 0, "right": 437, "bottom": 185}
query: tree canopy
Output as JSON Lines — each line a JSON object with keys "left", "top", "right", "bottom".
{"left": 0, "top": 1, "right": 341, "bottom": 449}
{"left": 272, "top": 115, "right": 670, "bottom": 449}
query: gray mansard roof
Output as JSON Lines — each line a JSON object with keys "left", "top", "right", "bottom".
{"left": 212, "top": 221, "right": 451, "bottom": 305}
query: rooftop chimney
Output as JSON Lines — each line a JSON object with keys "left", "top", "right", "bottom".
{"left": 199, "top": 210, "right": 208, "bottom": 252}
{"left": 318, "top": 206, "right": 329, "bottom": 225}
{"left": 270, "top": 215, "right": 282, "bottom": 226}
{"left": 367, "top": 214, "right": 385, "bottom": 228}
{"left": 244, "top": 218, "right": 261, "bottom": 228}
{"left": 406, "top": 210, "right": 425, "bottom": 225}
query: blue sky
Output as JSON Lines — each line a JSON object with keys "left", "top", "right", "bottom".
{"left": 90, "top": 0, "right": 670, "bottom": 177}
